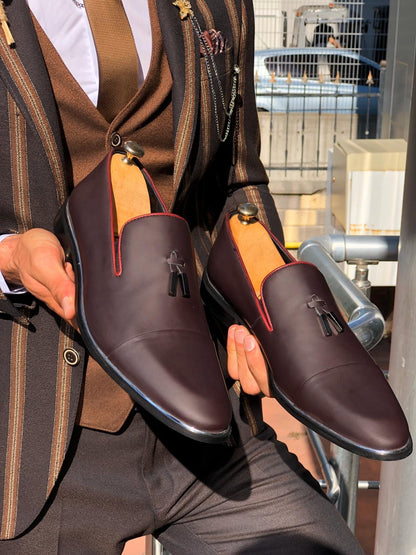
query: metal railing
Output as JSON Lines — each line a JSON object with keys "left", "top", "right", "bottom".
{"left": 297, "top": 234, "right": 399, "bottom": 350}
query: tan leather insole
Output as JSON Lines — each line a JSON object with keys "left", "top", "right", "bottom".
{"left": 230, "top": 214, "right": 286, "bottom": 298}
{"left": 110, "top": 153, "right": 151, "bottom": 236}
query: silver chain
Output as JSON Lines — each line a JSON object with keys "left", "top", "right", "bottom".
{"left": 71, "top": 0, "right": 85, "bottom": 8}
{"left": 190, "top": 15, "right": 239, "bottom": 142}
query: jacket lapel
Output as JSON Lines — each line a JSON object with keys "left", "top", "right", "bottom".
{"left": 0, "top": 0, "right": 67, "bottom": 203}
{"left": 155, "top": 0, "right": 201, "bottom": 195}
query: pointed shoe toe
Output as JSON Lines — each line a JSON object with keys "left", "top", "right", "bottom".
{"left": 295, "top": 361, "right": 412, "bottom": 460}
{"left": 54, "top": 147, "right": 231, "bottom": 443}
{"left": 201, "top": 206, "right": 412, "bottom": 459}
{"left": 108, "top": 329, "right": 232, "bottom": 439}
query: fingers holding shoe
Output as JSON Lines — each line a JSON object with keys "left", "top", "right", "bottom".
{"left": 0, "top": 229, "right": 76, "bottom": 324}
{"left": 227, "top": 324, "right": 271, "bottom": 397}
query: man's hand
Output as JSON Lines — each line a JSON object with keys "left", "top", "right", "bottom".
{"left": 227, "top": 324, "right": 271, "bottom": 397}
{"left": 0, "top": 229, "right": 76, "bottom": 325}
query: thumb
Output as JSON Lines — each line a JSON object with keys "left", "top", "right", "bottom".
{"left": 243, "top": 335, "right": 271, "bottom": 397}
{"left": 61, "top": 293, "right": 76, "bottom": 321}
{"left": 54, "top": 263, "right": 76, "bottom": 321}
{"left": 41, "top": 259, "right": 75, "bottom": 321}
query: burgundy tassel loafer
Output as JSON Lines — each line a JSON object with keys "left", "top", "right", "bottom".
{"left": 55, "top": 143, "right": 231, "bottom": 443}
{"left": 201, "top": 203, "right": 412, "bottom": 459}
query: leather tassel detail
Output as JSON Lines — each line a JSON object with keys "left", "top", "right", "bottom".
{"left": 307, "top": 294, "right": 344, "bottom": 337}
{"left": 168, "top": 251, "right": 190, "bottom": 298}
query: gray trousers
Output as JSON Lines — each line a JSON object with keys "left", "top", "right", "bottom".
{"left": 1, "top": 405, "right": 363, "bottom": 554}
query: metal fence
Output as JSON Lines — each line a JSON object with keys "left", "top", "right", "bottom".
{"left": 255, "top": 64, "right": 383, "bottom": 178}
{"left": 252, "top": 0, "right": 388, "bottom": 61}
{"left": 252, "top": 0, "right": 388, "bottom": 179}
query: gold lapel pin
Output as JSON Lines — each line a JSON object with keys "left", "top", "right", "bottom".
{"left": 0, "top": 1, "right": 15, "bottom": 46}
{"left": 172, "top": 0, "right": 194, "bottom": 20}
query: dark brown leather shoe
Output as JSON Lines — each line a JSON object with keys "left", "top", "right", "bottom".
{"left": 201, "top": 204, "right": 412, "bottom": 459}
{"left": 55, "top": 145, "right": 231, "bottom": 443}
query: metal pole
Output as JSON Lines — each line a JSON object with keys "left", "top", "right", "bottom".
{"left": 330, "top": 262, "right": 373, "bottom": 532}
{"left": 329, "top": 445, "right": 360, "bottom": 531}
{"left": 376, "top": 60, "right": 386, "bottom": 139}
{"left": 298, "top": 236, "right": 388, "bottom": 350}
{"left": 374, "top": 54, "right": 416, "bottom": 554}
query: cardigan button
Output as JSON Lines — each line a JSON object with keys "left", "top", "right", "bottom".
{"left": 63, "top": 348, "right": 80, "bottom": 367}
{"left": 110, "top": 132, "right": 122, "bottom": 148}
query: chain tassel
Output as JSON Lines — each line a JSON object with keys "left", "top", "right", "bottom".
{"left": 173, "top": 0, "right": 239, "bottom": 143}
{"left": 190, "top": 14, "right": 239, "bottom": 143}
{"left": 0, "top": 1, "right": 15, "bottom": 46}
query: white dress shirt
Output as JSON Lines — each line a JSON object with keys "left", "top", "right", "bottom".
{"left": 28, "top": 0, "right": 152, "bottom": 104}
{"left": 0, "top": 0, "right": 153, "bottom": 293}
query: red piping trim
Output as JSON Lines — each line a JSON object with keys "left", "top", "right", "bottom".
{"left": 115, "top": 213, "right": 187, "bottom": 277}
{"left": 141, "top": 166, "right": 168, "bottom": 212}
{"left": 107, "top": 154, "right": 119, "bottom": 277}
{"left": 259, "top": 260, "right": 317, "bottom": 325}
{"left": 225, "top": 213, "right": 319, "bottom": 332}
{"left": 108, "top": 150, "right": 181, "bottom": 276}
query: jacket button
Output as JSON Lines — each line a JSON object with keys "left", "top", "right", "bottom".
{"left": 63, "top": 348, "right": 80, "bottom": 366}
{"left": 110, "top": 132, "right": 122, "bottom": 147}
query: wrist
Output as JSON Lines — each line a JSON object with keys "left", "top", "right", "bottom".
{"left": 0, "top": 234, "right": 21, "bottom": 286}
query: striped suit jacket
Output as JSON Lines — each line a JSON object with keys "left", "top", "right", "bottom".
{"left": 0, "top": 0, "right": 283, "bottom": 538}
